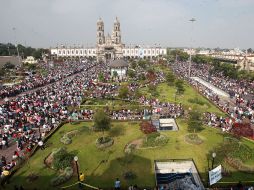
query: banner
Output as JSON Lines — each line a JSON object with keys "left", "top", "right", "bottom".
{"left": 209, "top": 165, "right": 222, "bottom": 185}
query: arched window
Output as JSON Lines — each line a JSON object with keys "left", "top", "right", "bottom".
{"left": 99, "top": 33, "right": 101, "bottom": 37}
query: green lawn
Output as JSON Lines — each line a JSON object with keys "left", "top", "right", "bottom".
{"left": 8, "top": 120, "right": 254, "bottom": 189}
{"left": 79, "top": 99, "right": 151, "bottom": 111}
{"left": 140, "top": 82, "right": 226, "bottom": 116}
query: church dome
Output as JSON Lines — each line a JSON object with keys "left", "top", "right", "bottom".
{"left": 97, "top": 17, "right": 103, "bottom": 24}
{"left": 114, "top": 17, "right": 120, "bottom": 24}
{"left": 109, "top": 59, "right": 128, "bottom": 68}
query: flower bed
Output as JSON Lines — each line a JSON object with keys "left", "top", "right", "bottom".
{"left": 225, "top": 157, "right": 254, "bottom": 173}
{"left": 185, "top": 133, "right": 203, "bottom": 145}
{"left": 142, "top": 132, "right": 169, "bottom": 147}
{"left": 96, "top": 137, "right": 114, "bottom": 149}
{"left": 60, "top": 130, "right": 79, "bottom": 145}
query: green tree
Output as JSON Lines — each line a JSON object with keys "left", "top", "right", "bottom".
{"left": 175, "top": 79, "right": 185, "bottom": 94}
{"left": 169, "top": 49, "right": 189, "bottom": 62}
{"left": 146, "top": 68, "right": 156, "bottom": 81}
{"left": 32, "top": 49, "right": 42, "bottom": 59}
{"left": 187, "top": 110, "right": 203, "bottom": 133}
{"left": 93, "top": 109, "right": 111, "bottom": 139}
{"left": 98, "top": 72, "right": 104, "bottom": 82}
{"left": 139, "top": 73, "right": 146, "bottom": 80}
{"left": 4, "top": 62, "right": 15, "bottom": 70}
{"left": 148, "top": 84, "right": 158, "bottom": 97}
{"left": 192, "top": 54, "right": 213, "bottom": 64}
{"left": 118, "top": 85, "right": 129, "bottom": 99}
{"left": 131, "top": 61, "right": 137, "bottom": 69}
{"left": 166, "top": 72, "right": 175, "bottom": 86}
{"left": 127, "top": 69, "right": 136, "bottom": 78}
{"left": 113, "top": 70, "right": 118, "bottom": 79}
{"left": 138, "top": 60, "right": 147, "bottom": 69}
{"left": 134, "top": 89, "right": 142, "bottom": 99}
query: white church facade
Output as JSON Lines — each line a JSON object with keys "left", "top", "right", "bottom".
{"left": 50, "top": 17, "right": 167, "bottom": 61}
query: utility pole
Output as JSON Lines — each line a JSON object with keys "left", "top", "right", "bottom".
{"left": 188, "top": 18, "right": 196, "bottom": 78}
{"left": 13, "top": 27, "right": 21, "bottom": 65}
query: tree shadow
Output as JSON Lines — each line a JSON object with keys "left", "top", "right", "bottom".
{"left": 108, "top": 125, "right": 126, "bottom": 137}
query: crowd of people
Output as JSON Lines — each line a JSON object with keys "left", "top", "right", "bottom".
{"left": 0, "top": 60, "right": 96, "bottom": 177}
{"left": 1, "top": 57, "right": 253, "bottom": 189}
{"left": 171, "top": 61, "right": 254, "bottom": 131}
{"left": 0, "top": 61, "right": 86, "bottom": 99}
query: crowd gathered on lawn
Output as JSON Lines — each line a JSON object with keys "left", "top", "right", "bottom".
{"left": 0, "top": 57, "right": 253, "bottom": 189}
{"left": 0, "top": 62, "right": 87, "bottom": 99}
{"left": 0, "top": 59, "right": 184, "bottom": 180}
{"left": 171, "top": 61, "right": 254, "bottom": 132}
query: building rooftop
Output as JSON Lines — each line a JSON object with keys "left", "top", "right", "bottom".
{"left": 108, "top": 59, "right": 128, "bottom": 68}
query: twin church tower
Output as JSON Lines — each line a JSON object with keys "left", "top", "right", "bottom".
{"left": 50, "top": 17, "right": 167, "bottom": 61}
{"left": 96, "top": 17, "right": 124, "bottom": 61}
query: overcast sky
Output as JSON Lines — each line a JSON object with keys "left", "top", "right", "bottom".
{"left": 1, "top": 0, "right": 253, "bottom": 49}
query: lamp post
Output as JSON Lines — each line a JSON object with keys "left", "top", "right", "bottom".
{"left": 188, "top": 18, "right": 196, "bottom": 78}
{"left": 74, "top": 156, "right": 80, "bottom": 182}
{"left": 211, "top": 152, "right": 216, "bottom": 169}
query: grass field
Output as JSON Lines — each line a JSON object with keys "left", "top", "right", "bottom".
{"left": 8, "top": 119, "right": 254, "bottom": 189}
{"left": 140, "top": 82, "right": 226, "bottom": 116}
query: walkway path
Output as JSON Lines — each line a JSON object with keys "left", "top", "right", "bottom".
{"left": 191, "top": 77, "right": 229, "bottom": 98}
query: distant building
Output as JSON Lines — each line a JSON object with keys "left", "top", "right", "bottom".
{"left": 50, "top": 17, "right": 167, "bottom": 62}
{"left": 23, "top": 56, "right": 38, "bottom": 64}
{"left": 183, "top": 49, "right": 196, "bottom": 55}
{"left": 0, "top": 56, "right": 21, "bottom": 69}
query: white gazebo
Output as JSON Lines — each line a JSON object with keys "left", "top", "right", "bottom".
{"left": 108, "top": 59, "right": 128, "bottom": 77}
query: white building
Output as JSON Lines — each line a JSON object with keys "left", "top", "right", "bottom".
{"left": 23, "top": 56, "right": 38, "bottom": 64}
{"left": 50, "top": 17, "right": 167, "bottom": 61}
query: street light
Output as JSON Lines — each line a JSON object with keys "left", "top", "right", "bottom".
{"left": 74, "top": 156, "right": 80, "bottom": 182}
{"left": 211, "top": 152, "right": 216, "bottom": 169}
{"left": 188, "top": 18, "right": 196, "bottom": 78}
